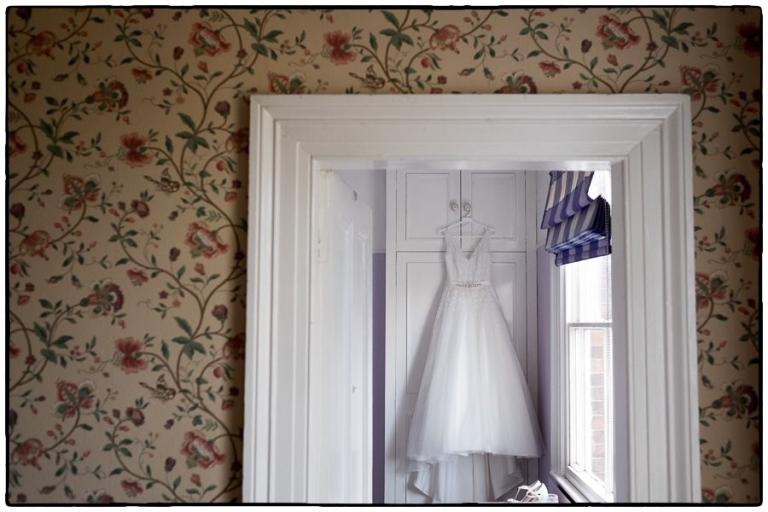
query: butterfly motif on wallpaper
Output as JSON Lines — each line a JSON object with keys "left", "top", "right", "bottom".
{"left": 349, "top": 65, "right": 386, "bottom": 91}
{"left": 144, "top": 168, "right": 180, "bottom": 193}
{"left": 140, "top": 374, "right": 177, "bottom": 402}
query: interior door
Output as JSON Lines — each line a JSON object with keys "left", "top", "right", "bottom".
{"left": 396, "top": 169, "right": 461, "bottom": 251}
{"left": 461, "top": 171, "right": 527, "bottom": 251}
{"left": 309, "top": 171, "right": 373, "bottom": 503}
{"left": 393, "top": 251, "right": 528, "bottom": 503}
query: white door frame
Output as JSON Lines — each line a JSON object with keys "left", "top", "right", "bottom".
{"left": 243, "top": 95, "right": 699, "bottom": 503}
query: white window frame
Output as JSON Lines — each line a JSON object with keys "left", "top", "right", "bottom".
{"left": 551, "top": 252, "right": 616, "bottom": 503}
{"left": 242, "top": 95, "right": 700, "bottom": 503}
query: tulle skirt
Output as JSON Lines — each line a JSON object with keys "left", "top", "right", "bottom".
{"left": 406, "top": 282, "right": 544, "bottom": 502}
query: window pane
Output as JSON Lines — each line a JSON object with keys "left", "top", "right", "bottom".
{"left": 565, "top": 255, "right": 612, "bottom": 323}
{"left": 563, "top": 216, "right": 615, "bottom": 501}
{"left": 589, "top": 170, "right": 612, "bottom": 204}
{"left": 568, "top": 326, "right": 613, "bottom": 497}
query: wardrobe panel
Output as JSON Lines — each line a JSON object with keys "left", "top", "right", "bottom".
{"left": 396, "top": 170, "right": 461, "bottom": 251}
{"left": 461, "top": 171, "right": 527, "bottom": 252}
{"left": 395, "top": 253, "right": 445, "bottom": 503}
{"left": 404, "top": 261, "right": 446, "bottom": 394}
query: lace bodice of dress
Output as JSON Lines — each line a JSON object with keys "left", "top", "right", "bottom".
{"left": 445, "top": 231, "right": 492, "bottom": 285}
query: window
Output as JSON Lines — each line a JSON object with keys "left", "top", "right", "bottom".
{"left": 550, "top": 171, "right": 615, "bottom": 503}
{"left": 564, "top": 254, "right": 614, "bottom": 502}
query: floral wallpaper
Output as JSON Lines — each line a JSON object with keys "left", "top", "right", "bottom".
{"left": 6, "top": 7, "right": 760, "bottom": 504}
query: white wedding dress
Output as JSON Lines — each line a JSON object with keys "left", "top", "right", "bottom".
{"left": 406, "top": 231, "right": 544, "bottom": 503}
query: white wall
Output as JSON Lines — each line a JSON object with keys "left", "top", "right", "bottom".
{"left": 336, "top": 169, "right": 387, "bottom": 253}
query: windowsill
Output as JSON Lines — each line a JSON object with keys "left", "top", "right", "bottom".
{"left": 550, "top": 471, "right": 588, "bottom": 504}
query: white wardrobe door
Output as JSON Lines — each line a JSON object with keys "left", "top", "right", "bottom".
{"left": 308, "top": 172, "right": 373, "bottom": 503}
{"left": 461, "top": 171, "right": 527, "bottom": 252}
{"left": 393, "top": 252, "right": 529, "bottom": 503}
{"left": 396, "top": 170, "right": 461, "bottom": 251}
{"left": 394, "top": 254, "right": 445, "bottom": 504}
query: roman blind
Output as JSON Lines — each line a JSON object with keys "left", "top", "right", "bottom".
{"left": 541, "top": 171, "right": 611, "bottom": 266}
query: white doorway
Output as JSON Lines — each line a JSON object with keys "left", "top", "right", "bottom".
{"left": 242, "top": 95, "right": 700, "bottom": 503}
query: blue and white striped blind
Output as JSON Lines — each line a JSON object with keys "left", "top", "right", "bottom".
{"left": 541, "top": 171, "right": 611, "bottom": 266}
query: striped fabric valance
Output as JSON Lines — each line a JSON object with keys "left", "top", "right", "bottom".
{"left": 541, "top": 171, "right": 611, "bottom": 266}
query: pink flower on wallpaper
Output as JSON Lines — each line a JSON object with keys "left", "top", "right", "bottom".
{"left": 495, "top": 72, "right": 538, "bottom": 94}
{"left": 87, "top": 80, "right": 129, "bottom": 112}
{"left": 268, "top": 71, "right": 307, "bottom": 94}
{"left": 18, "top": 230, "right": 51, "bottom": 259}
{"left": 126, "top": 269, "right": 148, "bottom": 286}
{"left": 125, "top": 406, "right": 145, "bottom": 427}
{"left": 86, "top": 490, "right": 115, "bottom": 504}
{"left": 707, "top": 170, "right": 751, "bottom": 205}
{"left": 595, "top": 14, "right": 640, "bottom": 50}
{"left": 15, "top": 7, "right": 31, "bottom": 21}
{"left": 737, "top": 22, "right": 760, "bottom": 57}
{"left": 115, "top": 337, "right": 148, "bottom": 374}
{"left": 119, "top": 133, "right": 153, "bottom": 168}
{"left": 215, "top": 100, "right": 231, "bottom": 117}
{"left": 180, "top": 430, "right": 226, "bottom": 469}
{"left": 131, "top": 199, "right": 150, "bottom": 218}
{"left": 189, "top": 22, "right": 231, "bottom": 57}
{"left": 9, "top": 131, "right": 27, "bottom": 156}
{"left": 60, "top": 174, "right": 101, "bottom": 211}
{"left": 120, "top": 479, "right": 143, "bottom": 497}
{"left": 714, "top": 381, "right": 758, "bottom": 419}
{"left": 82, "top": 280, "right": 124, "bottom": 316}
{"left": 131, "top": 67, "right": 153, "bottom": 84}
{"left": 745, "top": 228, "right": 760, "bottom": 261}
{"left": 430, "top": 24, "right": 461, "bottom": 52}
{"left": 695, "top": 270, "right": 729, "bottom": 311}
{"left": 680, "top": 65, "right": 721, "bottom": 101}
{"left": 11, "top": 438, "right": 44, "bottom": 469}
{"left": 223, "top": 332, "right": 245, "bottom": 360}
{"left": 12, "top": 202, "right": 26, "bottom": 219}
{"left": 323, "top": 31, "right": 356, "bottom": 64}
{"left": 54, "top": 379, "right": 96, "bottom": 419}
{"left": 538, "top": 61, "right": 561, "bottom": 77}
{"left": 226, "top": 127, "right": 249, "bottom": 154}
{"left": 26, "top": 31, "right": 56, "bottom": 57}
{"left": 185, "top": 222, "right": 228, "bottom": 258}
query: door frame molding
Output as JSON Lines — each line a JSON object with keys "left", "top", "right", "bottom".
{"left": 243, "top": 95, "right": 699, "bottom": 503}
